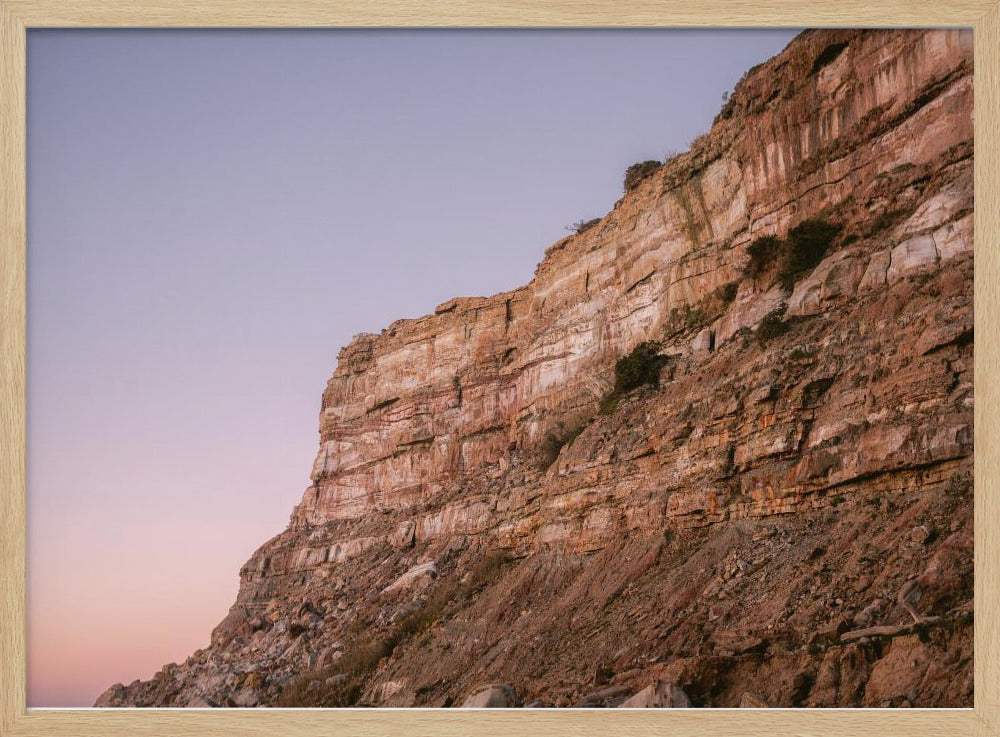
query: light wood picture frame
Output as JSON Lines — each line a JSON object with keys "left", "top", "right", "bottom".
{"left": 1, "top": 1, "right": 997, "bottom": 735}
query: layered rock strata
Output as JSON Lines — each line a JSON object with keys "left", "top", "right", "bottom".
{"left": 97, "top": 28, "right": 974, "bottom": 709}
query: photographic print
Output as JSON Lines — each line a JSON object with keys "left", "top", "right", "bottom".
{"left": 26, "top": 27, "right": 974, "bottom": 710}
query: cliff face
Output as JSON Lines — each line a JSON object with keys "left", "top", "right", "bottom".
{"left": 97, "top": 29, "right": 974, "bottom": 709}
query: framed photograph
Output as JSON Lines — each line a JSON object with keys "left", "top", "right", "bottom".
{"left": 2, "top": 1, "right": 998, "bottom": 736}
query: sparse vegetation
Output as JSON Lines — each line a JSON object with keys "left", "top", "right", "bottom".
{"left": 744, "top": 219, "right": 842, "bottom": 288}
{"left": 756, "top": 307, "right": 790, "bottom": 345}
{"left": 599, "top": 342, "right": 669, "bottom": 415}
{"left": 624, "top": 160, "right": 663, "bottom": 191}
{"left": 567, "top": 218, "right": 601, "bottom": 234}
{"left": 862, "top": 209, "right": 907, "bottom": 238}
{"left": 745, "top": 235, "right": 783, "bottom": 278}
{"left": 612, "top": 341, "right": 668, "bottom": 395}
{"left": 538, "top": 418, "right": 591, "bottom": 469}
{"left": 780, "top": 219, "right": 842, "bottom": 287}
{"left": 276, "top": 553, "right": 512, "bottom": 707}
{"left": 599, "top": 394, "right": 621, "bottom": 416}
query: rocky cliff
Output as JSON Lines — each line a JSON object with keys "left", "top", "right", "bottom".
{"left": 97, "top": 28, "right": 974, "bottom": 709}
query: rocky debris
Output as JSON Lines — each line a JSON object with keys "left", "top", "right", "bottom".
{"left": 99, "top": 29, "right": 974, "bottom": 710}
{"left": 619, "top": 682, "right": 691, "bottom": 708}
{"left": 852, "top": 599, "right": 885, "bottom": 629}
{"left": 740, "top": 692, "right": 770, "bottom": 708}
{"left": 460, "top": 684, "right": 518, "bottom": 708}
{"left": 575, "top": 685, "right": 631, "bottom": 708}
{"left": 897, "top": 579, "right": 923, "bottom": 622}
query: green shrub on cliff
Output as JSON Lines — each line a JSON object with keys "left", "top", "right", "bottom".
{"left": 613, "top": 341, "right": 668, "bottom": 394}
{"left": 599, "top": 341, "right": 669, "bottom": 415}
{"left": 744, "top": 219, "right": 842, "bottom": 288}
{"left": 779, "top": 219, "right": 842, "bottom": 286}
{"left": 745, "top": 235, "right": 783, "bottom": 278}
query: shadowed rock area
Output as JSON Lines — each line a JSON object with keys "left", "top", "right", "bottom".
{"left": 96, "top": 28, "right": 974, "bottom": 709}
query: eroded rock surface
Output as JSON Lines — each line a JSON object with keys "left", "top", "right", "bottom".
{"left": 95, "top": 29, "right": 974, "bottom": 709}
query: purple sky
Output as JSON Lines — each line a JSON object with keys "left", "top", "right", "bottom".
{"left": 26, "top": 28, "right": 800, "bottom": 707}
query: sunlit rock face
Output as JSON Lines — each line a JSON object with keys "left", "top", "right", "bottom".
{"left": 289, "top": 28, "right": 972, "bottom": 534}
{"left": 99, "top": 29, "right": 974, "bottom": 709}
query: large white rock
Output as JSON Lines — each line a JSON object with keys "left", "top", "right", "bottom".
{"left": 715, "top": 284, "right": 787, "bottom": 347}
{"left": 887, "top": 235, "right": 938, "bottom": 284}
{"left": 787, "top": 251, "right": 864, "bottom": 317}
{"left": 934, "top": 212, "right": 973, "bottom": 262}
{"left": 896, "top": 176, "right": 972, "bottom": 237}
{"left": 859, "top": 250, "right": 891, "bottom": 292}
{"left": 691, "top": 327, "right": 714, "bottom": 355}
{"left": 382, "top": 561, "right": 437, "bottom": 593}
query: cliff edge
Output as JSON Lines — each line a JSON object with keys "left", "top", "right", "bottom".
{"left": 97, "top": 29, "right": 974, "bottom": 708}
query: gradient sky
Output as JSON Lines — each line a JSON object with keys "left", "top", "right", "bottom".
{"left": 25, "top": 28, "right": 800, "bottom": 707}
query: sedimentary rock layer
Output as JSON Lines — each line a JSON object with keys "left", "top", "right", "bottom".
{"left": 97, "top": 29, "right": 974, "bottom": 709}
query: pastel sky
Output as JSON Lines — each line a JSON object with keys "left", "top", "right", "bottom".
{"left": 26, "top": 28, "right": 800, "bottom": 707}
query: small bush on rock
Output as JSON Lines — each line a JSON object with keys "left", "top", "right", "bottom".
{"left": 598, "top": 342, "right": 669, "bottom": 415}
{"left": 779, "top": 219, "right": 842, "bottom": 287}
{"left": 745, "top": 235, "right": 782, "bottom": 278}
{"left": 624, "top": 160, "right": 663, "bottom": 191}
{"left": 613, "top": 341, "right": 668, "bottom": 395}
{"left": 756, "top": 307, "right": 790, "bottom": 345}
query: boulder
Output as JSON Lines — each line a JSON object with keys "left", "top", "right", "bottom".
{"left": 93, "top": 683, "right": 127, "bottom": 708}
{"left": 692, "top": 327, "right": 714, "bottom": 355}
{"left": 392, "top": 520, "right": 417, "bottom": 549}
{"left": 230, "top": 688, "right": 259, "bottom": 707}
{"left": 740, "top": 692, "right": 770, "bottom": 708}
{"left": 618, "top": 681, "right": 691, "bottom": 708}
{"left": 460, "top": 684, "right": 518, "bottom": 708}
{"left": 859, "top": 249, "right": 891, "bottom": 291}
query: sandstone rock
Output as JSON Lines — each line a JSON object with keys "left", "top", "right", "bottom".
{"left": 392, "top": 520, "right": 417, "bottom": 549}
{"left": 858, "top": 249, "right": 891, "bottom": 292}
{"left": 692, "top": 327, "right": 714, "bottom": 355}
{"left": 460, "top": 684, "right": 518, "bottom": 708}
{"left": 787, "top": 251, "right": 864, "bottom": 317}
{"left": 740, "top": 692, "right": 770, "bottom": 708}
{"left": 383, "top": 561, "right": 438, "bottom": 594}
{"left": 619, "top": 681, "right": 691, "bottom": 708}
{"left": 864, "top": 635, "right": 932, "bottom": 706}
{"left": 96, "top": 28, "right": 975, "bottom": 711}
{"left": 934, "top": 213, "right": 973, "bottom": 261}
{"left": 887, "top": 235, "right": 938, "bottom": 284}
{"left": 184, "top": 696, "right": 214, "bottom": 708}
{"left": 715, "top": 284, "right": 787, "bottom": 347}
